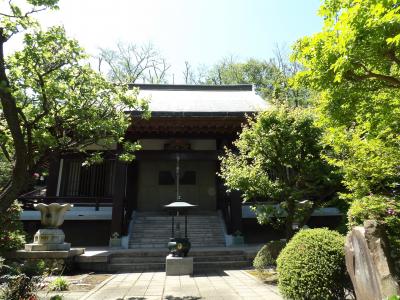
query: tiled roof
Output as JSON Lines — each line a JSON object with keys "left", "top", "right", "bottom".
{"left": 131, "top": 84, "right": 268, "bottom": 116}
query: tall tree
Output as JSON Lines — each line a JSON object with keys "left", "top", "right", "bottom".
{"left": 292, "top": 0, "right": 400, "bottom": 202}
{"left": 204, "top": 52, "right": 310, "bottom": 106}
{"left": 98, "top": 42, "right": 170, "bottom": 84}
{"left": 0, "top": 2, "right": 146, "bottom": 213}
{"left": 0, "top": 0, "right": 58, "bottom": 212}
{"left": 219, "top": 107, "right": 340, "bottom": 238}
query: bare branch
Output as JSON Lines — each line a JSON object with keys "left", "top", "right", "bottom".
{"left": 98, "top": 42, "right": 170, "bottom": 84}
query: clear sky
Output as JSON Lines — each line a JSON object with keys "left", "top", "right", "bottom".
{"left": 18, "top": 0, "right": 324, "bottom": 83}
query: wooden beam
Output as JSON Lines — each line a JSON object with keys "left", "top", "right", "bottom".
{"left": 134, "top": 150, "right": 219, "bottom": 161}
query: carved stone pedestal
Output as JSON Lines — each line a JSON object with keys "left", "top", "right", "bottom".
{"left": 24, "top": 203, "right": 73, "bottom": 252}
{"left": 25, "top": 229, "right": 71, "bottom": 251}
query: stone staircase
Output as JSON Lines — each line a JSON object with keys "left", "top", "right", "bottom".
{"left": 87, "top": 249, "right": 255, "bottom": 273}
{"left": 129, "top": 212, "right": 226, "bottom": 249}
{"left": 75, "top": 247, "right": 260, "bottom": 274}
{"left": 76, "top": 212, "right": 258, "bottom": 273}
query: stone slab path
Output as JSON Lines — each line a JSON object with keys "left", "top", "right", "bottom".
{"left": 81, "top": 270, "right": 282, "bottom": 300}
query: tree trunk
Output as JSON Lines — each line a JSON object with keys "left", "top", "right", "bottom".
{"left": 0, "top": 30, "right": 29, "bottom": 213}
{"left": 285, "top": 198, "right": 295, "bottom": 239}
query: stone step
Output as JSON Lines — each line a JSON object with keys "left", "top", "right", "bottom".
{"left": 111, "top": 249, "right": 245, "bottom": 257}
{"left": 107, "top": 260, "right": 251, "bottom": 273}
{"left": 129, "top": 214, "right": 226, "bottom": 249}
{"left": 130, "top": 236, "right": 224, "bottom": 240}
{"left": 134, "top": 220, "right": 221, "bottom": 223}
{"left": 131, "top": 231, "right": 224, "bottom": 234}
{"left": 111, "top": 254, "right": 248, "bottom": 264}
{"left": 130, "top": 235, "right": 224, "bottom": 238}
{"left": 128, "top": 244, "right": 225, "bottom": 249}
{"left": 129, "top": 234, "right": 225, "bottom": 238}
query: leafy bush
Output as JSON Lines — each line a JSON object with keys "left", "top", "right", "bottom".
{"left": 49, "top": 277, "right": 69, "bottom": 291}
{"left": 253, "top": 240, "right": 286, "bottom": 270}
{"left": 348, "top": 194, "right": 400, "bottom": 276}
{"left": 0, "top": 201, "right": 25, "bottom": 255}
{"left": 277, "top": 228, "right": 347, "bottom": 300}
{"left": 0, "top": 260, "right": 46, "bottom": 300}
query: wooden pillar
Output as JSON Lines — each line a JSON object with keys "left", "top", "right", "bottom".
{"left": 126, "top": 161, "right": 138, "bottom": 214}
{"left": 111, "top": 160, "right": 127, "bottom": 236}
{"left": 230, "top": 190, "right": 243, "bottom": 234}
{"left": 46, "top": 154, "right": 61, "bottom": 197}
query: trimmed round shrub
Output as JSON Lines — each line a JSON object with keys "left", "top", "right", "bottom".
{"left": 277, "top": 228, "right": 346, "bottom": 300}
{"left": 253, "top": 240, "right": 286, "bottom": 270}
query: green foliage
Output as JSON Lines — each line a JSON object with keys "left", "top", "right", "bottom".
{"left": 348, "top": 194, "right": 400, "bottom": 274}
{"left": 6, "top": 26, "right": 146, "bottom": 158}
{"left": 292, "top": 0, "right": 400, "bottom": 203}
{"left": 0, "top": 23, "right": 148, "bottom": 207}
{"left": 0, "top": 201, "right": 25, "bottom": 255}
{"left": 277, "top": 228, "right": 347, "bottom": 300}
{"left": 0, "top": 0, "right": 58, "bottom": 41}
{"left": 0, "top": 0, "right": 149, "bottom": 211}
{"left": 387, "top": 296, "right": 400, "bottom": 300}
{"left": 50, "top": 296, "right": 63, "bottom": 300}
{"left": 49, "top": 277, "right": 69, "bottom": 292}
{"left": 253, "top": 240, "right": 286, "bottom": 270}
{"left": 205, "top": 56, "right": 310, "bottom": 106}
{"left": 219, "top": 106, "right": 340, "bottom": 237}
{"left": 0, "top": 259, "right": 46, "bottom": 300}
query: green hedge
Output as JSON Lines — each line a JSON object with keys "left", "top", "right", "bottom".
{"left": 277, "top": 228, "right": 347, "bottom": 300}
{"left": 253, "top": 240, "right": 286, "bottom": 270}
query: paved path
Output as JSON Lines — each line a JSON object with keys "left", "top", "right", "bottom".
{"left": 81, "top": 270, "right": 282, "bottom": 300}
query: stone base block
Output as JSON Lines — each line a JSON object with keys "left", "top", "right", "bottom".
{"left": 8, "top": 248, "right": 85, "bottom": 259}
{"left": 166, "top": 254, "right": 193, "bottom": 276}
{"left": 34, "top": 228, "right": 65, "bottom": 245}
{"left": 5, "top": 248, "right": 85, "bottom": 273}
{"left": 25, "top": 242, "right": 71, "bottom": 252}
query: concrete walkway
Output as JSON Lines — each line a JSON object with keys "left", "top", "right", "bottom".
{"left": 81, "top": 270, "right": 282, "bottom": 300}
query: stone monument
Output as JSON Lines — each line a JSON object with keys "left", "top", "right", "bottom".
{"left": 25, "top": 203, "right": 73, "bottom": 251}
{"left": 345, "top": 220, "right": 400, "bottom": 300}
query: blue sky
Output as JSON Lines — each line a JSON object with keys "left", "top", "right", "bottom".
{"left": 34, "top": 0, "right": 323, "bottom": 82}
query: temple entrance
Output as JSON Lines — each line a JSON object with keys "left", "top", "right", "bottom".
{"left": 136, "top": 159, "right": 217, "bottom": 211}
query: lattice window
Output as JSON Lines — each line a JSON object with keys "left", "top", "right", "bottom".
{"left": 60, "top": 159, "right": 115, "bottom": 197}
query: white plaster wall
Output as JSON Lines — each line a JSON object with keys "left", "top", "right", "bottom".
{"left": 20, "top": 207, "right": 112, "bottom": 221}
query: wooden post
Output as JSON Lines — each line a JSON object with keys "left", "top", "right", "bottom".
{"left": 46, "top": 154, "right": 60, "bottom": 197}
{"left": 111, "top": 159, "right": 127, "bottom": 236}
{"left": 125, "top": 161, "right": 138, "bottom": 213}
{"left": 230, "top": 190, "right": 243, "bottom": 234}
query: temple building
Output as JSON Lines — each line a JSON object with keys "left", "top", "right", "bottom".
{"left": 20, "top": 84, "right": 340, "bottom": 247}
